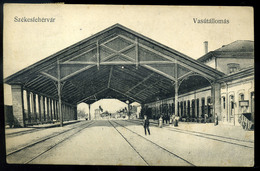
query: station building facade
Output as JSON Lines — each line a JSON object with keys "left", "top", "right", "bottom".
{"left": 145, "top": 40, "right": 254, "bottom": 127}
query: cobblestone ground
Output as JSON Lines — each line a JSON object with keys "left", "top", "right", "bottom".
{"left": 6, "top": 119, "right": 254, "bottom": 166}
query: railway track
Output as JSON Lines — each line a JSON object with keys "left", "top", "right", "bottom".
{"left": 6, "top": 119, "right": 253, "bottom": 166}
{"left": 5, "top": 128, "right": 44, "bottom": 138}
{"left": 125, "top": 119, "right": 254, "bottom": 149}
{"left": 108, "top": 120, "right": 195, "bottom": 166}
{"left": 6, "top": 120, "right": 95, "bottom": 164}
{"left": 5, "top": 121, "right": 81, "bottom": 138}
{"left": 108, "top": 120, "right": 149, "bottom": 166}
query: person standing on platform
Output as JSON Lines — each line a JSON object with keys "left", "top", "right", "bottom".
{"left": 159, "top": 115, "right": 163, "bottom": 128}
{"left": 171, "top": 114, "right": 175, "bottom": 126}
{"left": 169, "top": 114, "right": 173, "bottom": 125}
{"left": 174, "top": 115, "right": 179, "bottom": 127}
{"left": 204, "top": 114, "right": 208, "bottom": 123}
{"left": 143, "top": 115, "right": 150, "bottom": 135}
{"left": 162, "top": 115, "right": 165, "bottom": 124}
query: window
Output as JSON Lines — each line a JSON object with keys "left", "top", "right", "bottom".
{"left": 207, "top": 97, "right": 211, "bottom": 105}
{"left": 229, "top": 67, "right": 237, "bottom": 73}
{"left": 230, "top": 95, "right": 234, "bottom": 109}
{"left": 227, "top": 63, "right": 240, "bottom": 74}
{"left": 239, "top": 93, "right": 244, "bottom": 101}
{"left": 230, "top": 95, "right": 235, "bottom": 117}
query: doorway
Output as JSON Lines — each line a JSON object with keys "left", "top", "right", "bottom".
{"left": 192, "top": 99, "right": 195, "bottom": 118}
{"left": 229, "top": 95, "right": 234, "bottom": 124}
{"left": 201, "top": 98, "right": 205, "bottom": 118}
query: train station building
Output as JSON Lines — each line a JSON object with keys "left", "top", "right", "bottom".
{"left": 4, "top": 24, "right": 254, "bottom": 129}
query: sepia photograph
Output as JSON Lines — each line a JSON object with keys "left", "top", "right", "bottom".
{"left": 3, "top": 4, "right": 254, "bottom": 166}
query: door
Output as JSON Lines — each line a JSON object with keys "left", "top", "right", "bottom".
{"left": 201, "top": 98, "right": 205, "bottom": 118}
{"left": 229, "top": 95, "right": 235, "bottom": 124}
{"left": 180, "top": 102, "right": 183, "bottom": 117}
{"left": 207, "top": 97, "right": 212, "bottom": 118}
{"left": 192, "top": 100, "right": 195, "bottom": 118}
{"left": 196, "top": 99, "right": 199, "bottom": 117}
{"left": 187, "top": 100, "right": 190, "bottom": 118}
{"left": 184, "top": 101, "right": 186, "bottom": 117}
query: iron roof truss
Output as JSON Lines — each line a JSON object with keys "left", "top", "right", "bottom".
{"left": 5, "top": 24, "right": 224, "bottom": 105}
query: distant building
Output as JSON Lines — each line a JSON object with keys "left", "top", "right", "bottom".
{"left": 94, "top": 109, "right": 101, "bottom": 120}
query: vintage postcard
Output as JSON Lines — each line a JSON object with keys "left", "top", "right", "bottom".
{"left": 3, "top": 4, "right": 254, "bottom": 166}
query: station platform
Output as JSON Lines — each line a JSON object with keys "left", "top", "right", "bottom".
{"left": 5, "top": 120, "right": 80, "bottom": 136}
{"left": 130, "top": 119, "right": 254, "bottom": 143}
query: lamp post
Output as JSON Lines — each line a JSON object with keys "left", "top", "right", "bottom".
{"left": 126, "top": 100, "right": 130, "bottom": 119}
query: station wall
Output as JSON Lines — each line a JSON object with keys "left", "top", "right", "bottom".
{"left": 145, "top": 86, "right": 213, "bottom": 122}
{"left": 220, "top": 75, "right": 254, "bottom": 126}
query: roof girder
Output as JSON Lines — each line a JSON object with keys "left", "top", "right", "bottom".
{"left": 5, "top": 24, "right": 225, "bottom": 105}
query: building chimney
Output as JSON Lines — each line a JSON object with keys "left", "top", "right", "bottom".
{"left": 204, "top": 41, "right": 208, "bottom": 54}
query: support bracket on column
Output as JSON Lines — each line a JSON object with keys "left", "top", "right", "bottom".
{"left": 88, "top": 104, "right": 91, "bottom": 120}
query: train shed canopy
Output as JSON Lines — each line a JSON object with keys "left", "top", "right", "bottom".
{"left": 5, "top": 24, "right": 224, "bottom": 105}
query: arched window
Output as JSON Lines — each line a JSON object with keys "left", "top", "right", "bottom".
{"left": 207, "top": 97, "right": 211, "bottom": 105}
{"left": 230, "top": 95, "right": 234, "bottom": 116}
{"left": 239, "top": 93, "right": 245, "bottom": 101}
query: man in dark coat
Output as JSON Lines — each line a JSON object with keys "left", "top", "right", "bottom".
{"left": 143, "top": 115, "right": 150, "bottom": 135}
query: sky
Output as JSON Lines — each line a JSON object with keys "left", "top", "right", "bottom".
{"left": 3, "top": 4, "right": 254, "bottom": 114}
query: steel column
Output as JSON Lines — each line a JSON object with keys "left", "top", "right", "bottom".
{"left": 46, "top": 97, "right": 50, "bottom": 121}
{"left": 212, "top": 82, "right": 221, "bottom": 122}
{"left": 57, "top": 59, "right": 63, "bottom": 126}
{"left": 38, "top": 95, "right": 42, "bottom": 122}
{"left": 50, "top": 99, "right": 53, "bottom": 121}
{"left": 52, "top": 99, "right": 55, "bottom": 120}
{"left": 32, "top": 93, "right": 37, "bottom": 122}
{"left": 174, "top": 61, "right": 178, "bottom": 117}
{"left": 89, "top": 104, "right": 91, "bottom": 120}
{"left": 26, "top": 90, "right": 31, "bottom": 123}
{"left": 56, "top": 100, "right": 59, "bottom": 120}
{"left": 43, "top": 96, "right": 46, "bottom": 121}
{"left": 74, "top": 106, "right": 77, "bottom": 120}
